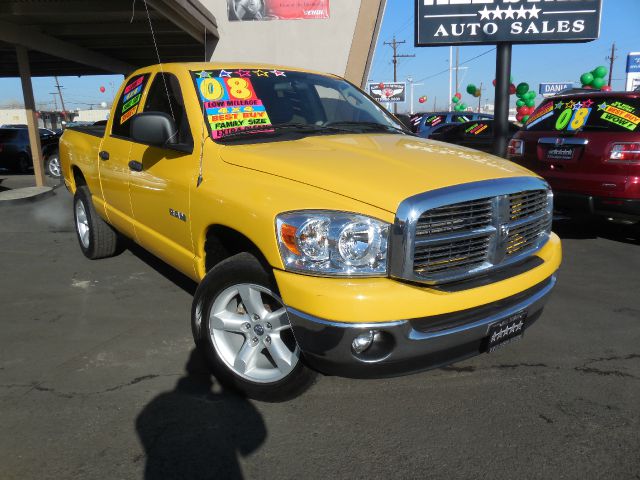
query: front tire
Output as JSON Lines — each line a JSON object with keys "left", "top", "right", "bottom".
{"left": 73, "top": 186, "right": 120, "bottom": 259}
{"left": 191, "top": 252, "right": 316, "bottom": 401}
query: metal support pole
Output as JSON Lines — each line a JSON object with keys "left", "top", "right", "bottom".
{"left": 493, "top": 43, "right": 512, "bottom": 157}
{"left": 16, "top": 46, "right": 46, "bottom": 187}
{"left": 449, "top": 46, "right": 452, "bottom": 110}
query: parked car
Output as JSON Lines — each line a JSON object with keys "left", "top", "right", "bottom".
{"left": 508, "top": 91, "right": 640, "bottom": 222}
{"left": 60, "top": 63, "right": 561, "bottom": 400}
{"left": 429, "top": 119, "right": 521, "bottom": 154}
{"left": 0, "top": 127, "right": 61, "bottom": 177}
{"left": 414, "top": 111, "right": 494, "bottom": 138}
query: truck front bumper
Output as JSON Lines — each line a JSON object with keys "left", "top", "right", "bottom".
{"left": 287, "top": 275, "right": 556, "bottom": 378}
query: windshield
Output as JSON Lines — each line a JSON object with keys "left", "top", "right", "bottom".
{"left": 191, "top": 69, "right": 406, "bottom": 140}
{"left": 525, "top": 96, "right": 640, "bottom": 133}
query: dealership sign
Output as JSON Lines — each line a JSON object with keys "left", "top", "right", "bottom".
{"left": 368, "top": 83, "right": 406, "bottom": 103}
{"left": 539, "top": 82, "right": 574, "bottom": 96}
{"left": 626, "top": 53, "right": 640, "bottom": 91}
{"left": 415, "top": 0, "right": 602, "bottom": 46}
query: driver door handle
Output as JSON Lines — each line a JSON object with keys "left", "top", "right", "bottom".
{"left": 128, "top": 160, "right": 143, "bottom": 172}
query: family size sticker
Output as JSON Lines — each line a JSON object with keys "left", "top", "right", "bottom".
{"left": 196, "top": 72, "right": 272, "bottom": 139}
{"left": 120, "top": 75, "right": 148, "bottom": 125}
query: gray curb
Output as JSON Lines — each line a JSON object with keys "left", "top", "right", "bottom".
{"left": 0, "top": 185, "right": 58, "bottom": 206}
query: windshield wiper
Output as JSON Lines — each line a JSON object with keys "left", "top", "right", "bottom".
{"left": 323, "top": 121, "right": 413, "bottom": 135}
{"left": 215, "top": 123, "right": 350, "bottom": 142}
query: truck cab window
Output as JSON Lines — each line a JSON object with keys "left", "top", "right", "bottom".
{"left": 111, "top": 73, "right": 150, "bottom": 139}
{"left": 144, "top": 73, "right": 193, "bottom": 147}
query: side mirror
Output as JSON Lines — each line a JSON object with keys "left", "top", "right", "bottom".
{"left": 131, "top": 112, "right": 178, "bottom": 147}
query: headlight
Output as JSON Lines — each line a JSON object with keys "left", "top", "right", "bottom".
{"left": 276, "top": 211, "right": 389, "bottom": 276}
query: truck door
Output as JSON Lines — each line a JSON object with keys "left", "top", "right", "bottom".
{"left": 128, "top": 71, "right": 198, "bottom": 276}
{"left": 98, "top": 73, "right": 151, "bottom": 238}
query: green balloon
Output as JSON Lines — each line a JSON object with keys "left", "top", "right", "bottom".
{"left": 516, "top": 82, "right": 530, "bottom": 95}
{"left": 516, "top": 99, "right": 525, "bottom": 107}
{"left": 452, "top": 96, "right": 459, "bottom": 103}
{"left": 580, "top": 72, "right": 594, "bottom": 86}
{"left": 525, "top": 99, "right": 535, "bottom": 107}
{"left": 466, "top": 84, "right": 476, "bottom": 95}
{"left": 592, "top": 77, "right": 606, "bottom": 89}
{"left": 593, "top": 66, "right": 608, "bottom": 79}
{"left": 524, "top": 91, "right": 535, "bottom": 100}
{"left": 522, "top": 115, "right": 530, "bottom": 123}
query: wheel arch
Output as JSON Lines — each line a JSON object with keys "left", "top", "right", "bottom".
{"left": 201, "top": 224, "right": 273, "bottom": 277}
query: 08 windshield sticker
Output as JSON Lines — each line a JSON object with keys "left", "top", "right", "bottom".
{"left": 195, "top": 70, "right": 275, "bottom": 139}
{"left": 597, "top": 101, "right": 640, "bottom": 131}
{"left": 120, "top": 75, "right": 148, "bottom": 124}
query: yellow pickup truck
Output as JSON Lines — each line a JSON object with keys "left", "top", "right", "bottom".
{"left": 60, "top": 63, "right": 561, "bottom": 401}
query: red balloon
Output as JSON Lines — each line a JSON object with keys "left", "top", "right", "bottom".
{"left": 492, "top": 79, "right": 497, "bottom": 87}
{"left": 516, "top": 113, "right": 524, "bottom": 122}
{"left": 509, "top": 84, "right": 517, "bottom": 95}
{"left": 454, "top": 92, "right": 462, "bottom": 99}
{"left": 583, "top": 85, "right": 593, "bottom": 89}
{"left": 99, "top": 86, "right": 106, "bottom": 93}
{"left": 378, "top": 82, "right": 385, "bottom": 89}
{"left": 418, "top": 97, "right": 426, "bottom": 103}
{"left": 601, "top": 85, "right": 612, "bottom": 91}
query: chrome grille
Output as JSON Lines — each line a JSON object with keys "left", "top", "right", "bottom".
{"left": 509, "top": 189, "right": 548, "bottom": 221}
{"left": 390, "top": 178, "right": 553, "bottom": 285}
{"left": 507, "top": 215, "right": 552, "bottom": 256}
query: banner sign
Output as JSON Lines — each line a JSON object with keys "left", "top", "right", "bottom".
{"left": 227, "top": 0, "right": 330, "bottom": 21}
{"left": 368, "top": 83, "right": 406, "bottom": 103}
{"left": 539, "top": 82, "right": 574, "bottom": 96}
{"left": 415, "top": 0, "right": 602, "bottom": 46}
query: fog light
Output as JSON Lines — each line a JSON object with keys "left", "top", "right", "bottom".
{"left": 352, "top": 330, "right": 376, "bottom": 354}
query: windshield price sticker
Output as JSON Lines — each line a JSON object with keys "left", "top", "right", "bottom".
{"left": 195, "top": 70, "right": 274, "bottom": 139}
{"left": 465, "top": 123, "right": 488, "bottom": 135}
{"left": 598, "top": 101, "right": 640, "bottom": 131}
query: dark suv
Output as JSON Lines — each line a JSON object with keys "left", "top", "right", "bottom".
{"left": 508, "top": 91, "right": 640, "bottom": 222}
{"left": 0, "top": 127, "right": 61, "bottom": 177}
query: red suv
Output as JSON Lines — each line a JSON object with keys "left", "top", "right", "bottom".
{"left": 508, "top": 91, "right": 640, "bottom": 222}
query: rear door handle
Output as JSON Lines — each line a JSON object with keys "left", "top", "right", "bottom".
{"left": 99, "top": 150, "right": 109, "bottom": 160}
{"left": 128, "top": 160, "right": 143, "bottom": 172}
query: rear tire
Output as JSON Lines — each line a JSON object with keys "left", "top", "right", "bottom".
{"left": 73, "top": 186, "right": 120, "bottom": 259}
{"left": 191, "top": 252, "right": 316, "bottom": 402}
{"left": 16, "top": 154, "right": 31, "bottom": 174}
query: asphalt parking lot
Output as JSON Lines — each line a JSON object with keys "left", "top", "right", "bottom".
{"left": 1, "top": 188, "right": 639, "bottom": 480}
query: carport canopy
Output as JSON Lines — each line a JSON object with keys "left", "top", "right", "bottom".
{"left": 0, "top": 0, "right": 219, "bottom": 186}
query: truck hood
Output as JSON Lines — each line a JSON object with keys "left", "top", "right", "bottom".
{"left": 219, "top": 134, "right": 534, "bottom": 213}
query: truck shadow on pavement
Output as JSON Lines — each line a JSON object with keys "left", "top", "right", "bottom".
{"left": 552, "top": 216, "right": 639, "bottom": 245}
{"left": 136, "top": 349, "right": 267, "bottom": 480}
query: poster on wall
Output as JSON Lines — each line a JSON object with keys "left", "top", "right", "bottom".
{"left": 626, "top": 52, "right": 640, "bottom": 92}
{"left": 227, "top": 0, "right": 330, "bottom": 21}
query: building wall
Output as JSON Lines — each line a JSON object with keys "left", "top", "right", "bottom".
{"left": 202, "top": 0, "right": 384, "bottom": 85}
{"left": 0, "top": 109, "right": 27, "bottom": 126}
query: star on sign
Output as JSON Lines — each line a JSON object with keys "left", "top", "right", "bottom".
{"left": 528, "top": 5, "right": 541, "bottom": 19}
{"left": 478, "top": 5, "right": 491, "bottom": 20}
{"left": 197, "top": 70, "right": 211, "bottom": 78}
{"left": 555, "top": 101, "right": 565, "bottom": 110}
{"left": 490, "top": 6, "right": 503, "bottom": 20}
{"left": 270, "top": 69, "right": 286, "bottom": 77}
{"left": 582, "top": 99, "right": 594, "bottom": 108}
{"left": 573, "top": 101, "right": 583, "bottom": 111}
{"left": 515, "top": 5, "right": 528, "bottom": 19}
{"left": 566, "top": 100, "right": 577, "bottom": 110}
{"left": 254, "top": 69, "right": 269, "bottom": 77}
{"left": 598, "top": 102, "right": 608, "bottom": 111}
{"left": 503, "top": 6, "right": 516, "bottom": 19}
{"left": 218, "top": 69, "right": 232, "bottom": 77}
{"left": 234, "top": 69, "right": 252, "bottom": 77}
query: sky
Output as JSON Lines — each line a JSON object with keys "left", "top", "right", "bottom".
{"left": 0, "top": 0, "right": 637, "bottom": 113}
